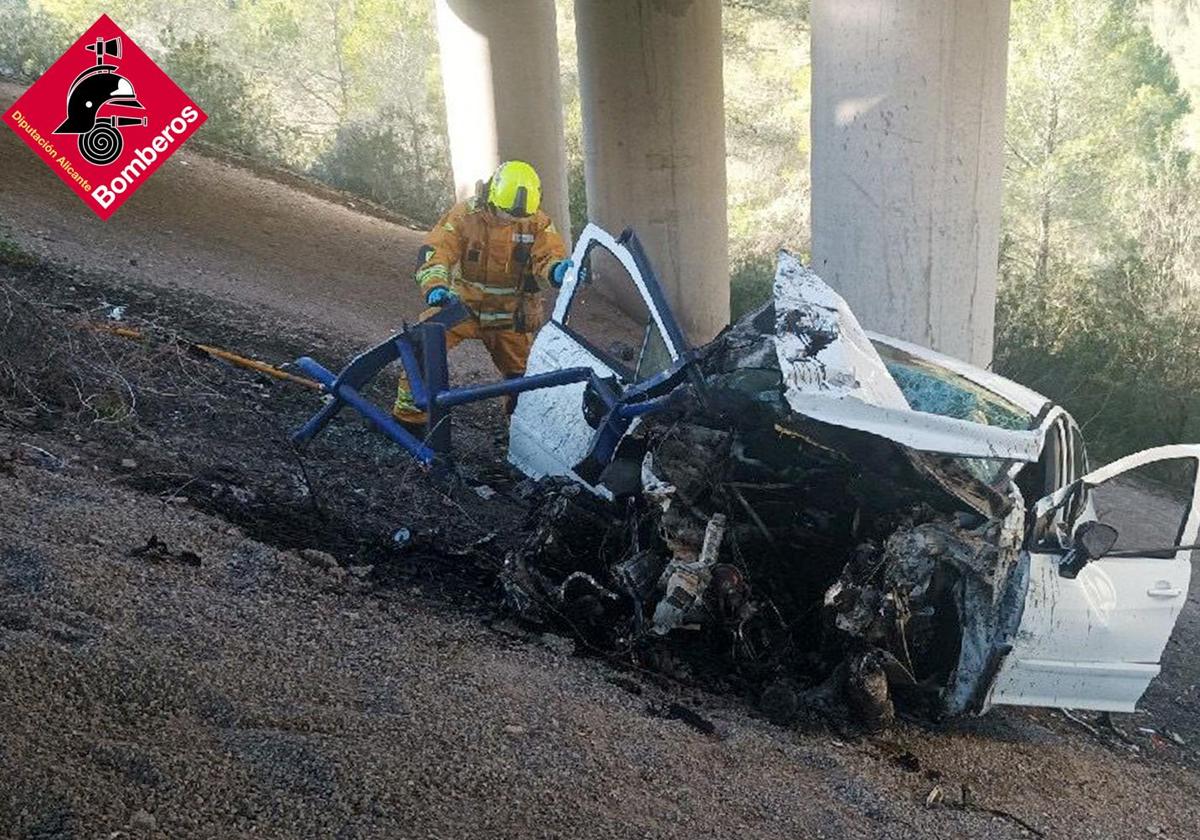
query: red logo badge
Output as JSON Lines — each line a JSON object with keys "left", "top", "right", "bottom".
{"left": 2, "top": 15, "right": 207, "bottom": 220}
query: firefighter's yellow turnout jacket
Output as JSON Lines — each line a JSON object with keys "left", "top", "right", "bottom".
{"left": 414, "top": 196, "right": 567, "bottom": 332}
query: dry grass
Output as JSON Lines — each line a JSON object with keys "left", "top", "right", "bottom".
{"left": 0, "top": 272, "right": 226, "bottom": 431}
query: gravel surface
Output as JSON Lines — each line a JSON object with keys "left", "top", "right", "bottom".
{"left": 5, "top": 430, "right": 1200, "bottom": 839}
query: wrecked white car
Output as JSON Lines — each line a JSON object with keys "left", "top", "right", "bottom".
{"left": 506, "top": 224, "right": 1200, "bottom": 723}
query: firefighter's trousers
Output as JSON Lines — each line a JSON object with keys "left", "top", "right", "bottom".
{"left": 393, "top": 308, "right": 535, "bottom": 425}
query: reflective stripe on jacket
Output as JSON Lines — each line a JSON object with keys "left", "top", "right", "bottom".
{"left": 414, "top": 197, "right": 567, "bottom": 331}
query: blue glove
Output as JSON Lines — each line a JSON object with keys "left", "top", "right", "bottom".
{"left": 550, "top": 259, "right": 574, "bottom": 288}
{"left": 426, "top": 286, "right": 455, "bottom": 306}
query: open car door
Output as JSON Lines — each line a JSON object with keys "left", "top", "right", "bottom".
{"left": 988, "top": 445, "right": 1200, "bottom": 712}
{"left": 508, "top": 224, "right": 689, "bottom": 494}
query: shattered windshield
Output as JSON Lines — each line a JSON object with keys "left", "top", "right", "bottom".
{"left": 869, "top": 342, "right": 1031, "bottom": 488}
{"left": 871, "top": 342, "right": 1034, "bottom": 431}
{"left": 957, "top": 456, "right": 1017, "bottom": 490}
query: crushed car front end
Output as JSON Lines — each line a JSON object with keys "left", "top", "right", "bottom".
{"left": 505, "top": 234, "right": 1061, "bottom": 723}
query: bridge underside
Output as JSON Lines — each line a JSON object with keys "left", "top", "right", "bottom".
{"left": 434, "top": 0, "right": 1009, "bottom": 364}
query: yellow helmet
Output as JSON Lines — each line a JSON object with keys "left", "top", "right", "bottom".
{"left": 487, "top": 160, "right": 541, "bottom": 216}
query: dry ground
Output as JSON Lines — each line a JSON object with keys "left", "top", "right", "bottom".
{"left": 4, "top": 80, "right": 1200, "bottom": 840}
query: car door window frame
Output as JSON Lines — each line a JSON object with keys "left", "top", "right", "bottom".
{"left": 559, "top": 239, "right": 660, "bottom": 381}
{"left": 1046, "top": 445, "right": 1200, "bottom": 563}
{"left": 552, "top": 224, "right": 686, "bottom": 384}
{"left": 1067, "top": 420, "right": 1089, "bottom": 484}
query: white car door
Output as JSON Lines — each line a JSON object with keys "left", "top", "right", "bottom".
{"left": 508, "top": 224, "right": 684, "bottom": 490}
{"left": 988, "top": 445, "right": 1200, "bottom": 711}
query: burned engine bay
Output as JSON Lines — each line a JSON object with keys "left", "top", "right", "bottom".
{"left": 502, "top": 255, "right": 1031, "bottom": 729}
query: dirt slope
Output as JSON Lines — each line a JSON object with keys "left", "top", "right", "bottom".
{"left": 1, "top": 80, "right": 426, "bottom": 344}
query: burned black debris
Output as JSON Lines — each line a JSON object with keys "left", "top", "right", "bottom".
{"left": 502, "top": 255, "right": 1028, "bottom": 728}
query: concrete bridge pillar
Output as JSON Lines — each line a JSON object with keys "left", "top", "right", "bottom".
{"left": 433, "top": 0, "right": 571, "bottom": 239}
{"left": 574, "top": 0, "right": 730, "bottom": 345}
{"left": 810, "top": 0, "right": 1011, "bottom": 366}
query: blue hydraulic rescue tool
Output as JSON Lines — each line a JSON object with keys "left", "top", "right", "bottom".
{"left": 290, "top": 228, "right": 703, "bottom": 477}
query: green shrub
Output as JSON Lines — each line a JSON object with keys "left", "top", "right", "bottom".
{"left": 730, "top": 253, "right": 776, "bottom": 320}
{"left": 0, "top": 0, "right": 71, "bottom": 80}
{"left": 567, "top": 154, "right": 588, "bottom": 240}
{"left": 0, "top": 237, "right": 37, "bottom": 269}
{"left": 994, "top": 251, "right": 1200, "bottom": 464}
{"left": 159, "top": 34, "right": 277, "bottom": 157}
{"left": 312, "top": 109, "right": 452, "bottom": 225}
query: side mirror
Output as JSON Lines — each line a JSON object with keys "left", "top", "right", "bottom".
{"left": 1077, "top": 520, "right": 1119, "bottom": 559}
{"left": 1059, "top": 521, "right": 1120, "bottom": 579}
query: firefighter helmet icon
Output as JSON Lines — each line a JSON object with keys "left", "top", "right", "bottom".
{"left": 52, "top": 36, "right": 147, "bottom": 165}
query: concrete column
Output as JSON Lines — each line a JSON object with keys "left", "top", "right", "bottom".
{"left": 434, "top": 0, "right": 571, "bottom": 238}
{"left": 574, "top": 0, "right": 729, "bottom": 344}
{"left": 810, "top": 0, "right": 1010, "bottom": 366}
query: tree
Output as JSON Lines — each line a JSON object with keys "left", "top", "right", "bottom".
{"left": 0, "top": 0, "right": 71, "bottom": 78}
{"left": 996, "top": 0, "right": 1200, "bottom": 459}
{"left": 1004, "top": 0, "right": 1189, "bottom": 290}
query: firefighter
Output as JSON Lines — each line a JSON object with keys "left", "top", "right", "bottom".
{"left": 393, "top": 160, "right": 572, "bottom": 426}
